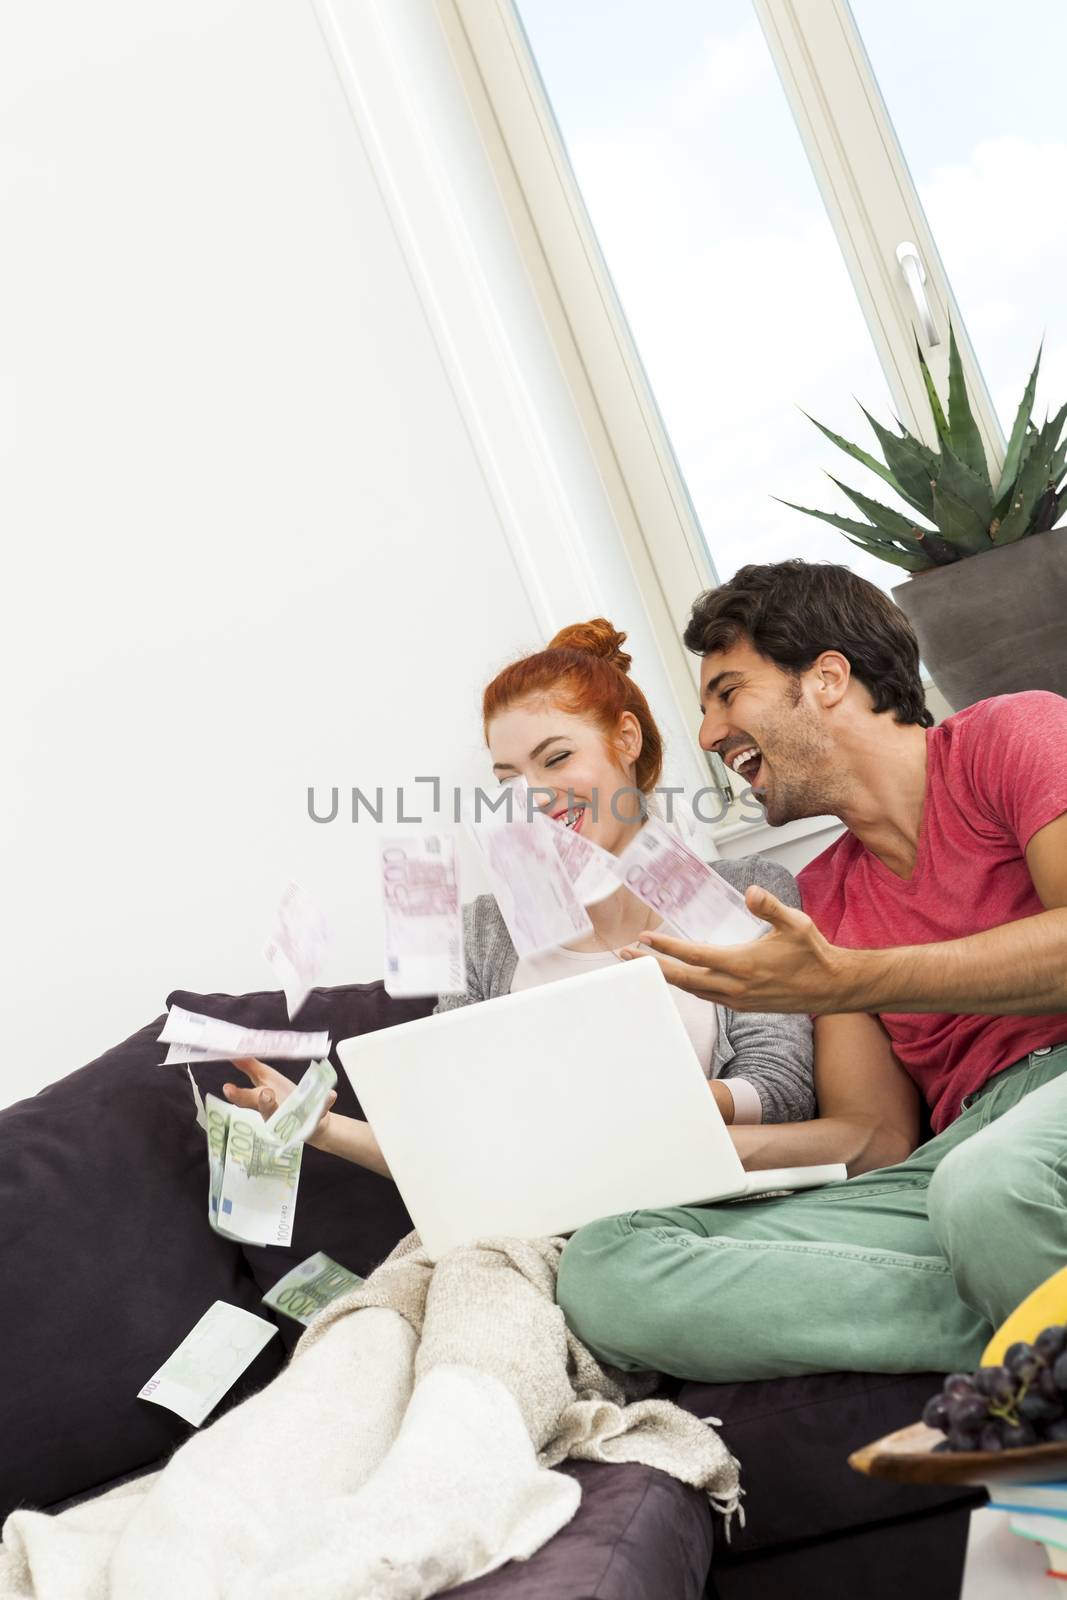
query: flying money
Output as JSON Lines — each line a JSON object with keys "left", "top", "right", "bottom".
{"left": 264, "top": 881, "right": 329, "bottom": 1021}
{"left": 550, "top": 813, "right": 620, "bottom": 907}
{"left": 465, "top": 781, "right": 592, "bottom": 957}
{"left": 262, "top": 1252, "right": 365, "bottom": 1326}
{"left": 260, "top": 1056, "right": 337, "bottom": 1148}
{"left": 189, "top": 1058, "right": 334, "bottom": 1246}
{"left": 138, "top": 1300, "right": 278, "bottom": 1427}
{"left": 612, "top": 816, "right": 768, "bottom": 944}
{"left": 208, "top": 1094, "right": 302, "bottom": 1248}
{"left": 380, "top": 833, "right": 465, "bottom": 997}
{"left": 159, "top": 1004, "right": 331, "bottom": 1065}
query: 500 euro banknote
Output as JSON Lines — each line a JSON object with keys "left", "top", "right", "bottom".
{"left": 264, "top": 880, "right": 329, "bottom": 1021}
{"left": 159, "top": 1004, "right": 331, "bottom": 1065}
{"left": 380, "top": 834, "right": 465, "bottom": 998}
{"left": 612, "top": 816, "right": 769, "bottom": 945}
{"left": 465, "top": 780, "right": 591, "bottom": 958}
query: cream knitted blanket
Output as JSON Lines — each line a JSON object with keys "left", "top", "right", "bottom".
{"left": 0, "top": 1232, "right": 740, "bottom": 1600}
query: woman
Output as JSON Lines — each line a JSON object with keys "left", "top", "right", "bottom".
{"left": 225, "top": 620, "right": 814, "bottom": 1160}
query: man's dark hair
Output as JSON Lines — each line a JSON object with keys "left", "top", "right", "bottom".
{"left": 684, "top": 559, "right": 932, "bottom": 728}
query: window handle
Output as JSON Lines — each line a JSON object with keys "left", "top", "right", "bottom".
{"left": 896, "top": 242, "right": 940, "bottom": 348}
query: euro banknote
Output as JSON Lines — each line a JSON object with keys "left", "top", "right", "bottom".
{"left": 262, "top": 1251, "right": 365, "bottom": 1326}
{"left": 138, "top": 1300, "right": 278, "bottom": 1427}
{"left": 159, "top": 1004, "right": 331, "bottom": 1065}
{"left": 380, "top": 834, "right": 465, "bottom": 997}
{"left": 549, "top": 814, "right": 620, "bottom": 906}
{"left": 612, "top": 816, "right": 769, "bottom": 944}
{"left": 264, "top": 880, "right": 329, "bottom": 1021}
{"left": 260, "top": 1056, "right": 337, "bottom": 1148}
{"left": 465, "top": 781, "right": 592, "bottom": 957}
{"left": 205, "top": 1093, "right": 302, "bottom": 1248}
{"left": 190, "top": 1058, "right": 335, "bottom": 1247}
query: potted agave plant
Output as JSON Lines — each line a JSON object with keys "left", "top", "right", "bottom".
{"left": 784, "top": 329, "right": 1067, "bottom": 710}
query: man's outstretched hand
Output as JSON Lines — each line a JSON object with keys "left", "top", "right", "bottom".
{"left": 621, "top": 884, "right": 859, "bottom": 1013}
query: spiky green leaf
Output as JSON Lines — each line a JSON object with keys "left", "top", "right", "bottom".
{"left": 801, "top": 411, "right": 917, "bottom": 507}
{"left": 917, "top": 338, "right": 950, "bottom": 444}
{"left": 839, "top": 533, "right": 931, "bottom": 572}
{"left": 934, "top": 444, "right": 994, "bottom": 526}
{"left": 995, "top": 440, "right": 1057, "bottom": 544}
{"left": 946, "top": 325, "right": 989, "bottom": 483}
{"left": 929, "top": 483, "right": 992, "bottom": 553}
{"left": 859, "top": 408, "right": 937, "bottom": 514}
{"left": 825, "top": 477, "right": 929, "bottom": 549}
{"left": 997, "top": 341, "right": 1042, "bottom": 496}
{"left": 774, "top": 499, "right": 931, "bottom": 570}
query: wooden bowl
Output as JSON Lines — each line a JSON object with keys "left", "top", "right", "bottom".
{"left": 849, "top": 1421, "right": 1067, "bottom": 1486}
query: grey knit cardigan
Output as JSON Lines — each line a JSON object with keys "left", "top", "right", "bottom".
{"left": 434, "top": 853, "right": 815, "bottom": 1125}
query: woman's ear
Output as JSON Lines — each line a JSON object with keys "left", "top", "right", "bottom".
{"left": 613, "top": 710, "right": 643, "bottom": 766}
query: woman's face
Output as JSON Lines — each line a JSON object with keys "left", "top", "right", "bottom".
{"left": 486, "top": 700, "right": 644, "bottom": 855}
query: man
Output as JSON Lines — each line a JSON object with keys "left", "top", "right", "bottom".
{"left": 557, "top": 559, "right": 1067, "bottom": 1382}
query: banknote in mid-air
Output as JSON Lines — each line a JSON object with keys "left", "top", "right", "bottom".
{"left": 549, "top": 812, "right": 620, "bottom": 907}
{"left": 138, "top": 1300, "right": 278, "bottom": 1427}
{"left": 159, "top": 1004, "right": 331, "bottom": 1065}
{"left": 380, "top": 834, "right": 465, "bottom": 997}
{"left": 189, "top": 1058, "right": 335, "bottom": 1246}
{"left": 612, "top": 816, "right": 769, "bottom": 945}
{"left": 205, "top": 1093, "right": 302, "bottom": 1248}
{"left": 262, "top": 1251, "right": 365, "bottom": 1325}
{"left": 260, "top": 1056, "right": 337, "bottom": 1148}
{"left": 465, "top": 782, "right": 592, "bottom": 958}
{"left": 264, "top": 880, "right": 329, "bottom": 1021}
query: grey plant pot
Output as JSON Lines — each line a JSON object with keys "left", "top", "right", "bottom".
{"left": 891, "top": 525, "right": 1067, "bottom": 711}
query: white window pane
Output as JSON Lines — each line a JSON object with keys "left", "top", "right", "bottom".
{"left": 852, "top": 0, "right": 1067, "bottom": 433}
{"left": 517, "top": 0, "right": 908, "bottom": 593}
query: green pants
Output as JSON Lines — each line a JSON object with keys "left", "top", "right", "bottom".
{"left": 557, "top": 1047, "right": 1067, "bottom": 1381}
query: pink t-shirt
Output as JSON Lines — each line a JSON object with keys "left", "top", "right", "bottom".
{"left": 798, "top": 692, "right": 1067, "bottom": 1132}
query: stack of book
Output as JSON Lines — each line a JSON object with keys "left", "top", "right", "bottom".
{"left": 988, "top": 1480, "right": 1067, "bottom": 1579}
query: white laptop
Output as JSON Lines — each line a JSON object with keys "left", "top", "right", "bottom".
{"left": 337, "top": 957, "right": 845, "bottom": 1260}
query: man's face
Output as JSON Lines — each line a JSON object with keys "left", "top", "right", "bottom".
{"left": 697, "top": 637, "right": 836, "bottom": 827}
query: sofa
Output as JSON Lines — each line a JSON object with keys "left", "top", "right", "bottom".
{"left": 0, "top": 978, "right": 982, "bottom": 1598}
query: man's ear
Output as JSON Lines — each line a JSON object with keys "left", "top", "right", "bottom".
{"left": 814, "top": 651, "right": 851, "bottom": 709}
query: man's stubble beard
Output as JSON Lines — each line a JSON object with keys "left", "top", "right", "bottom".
{"left": 760, "top": 694, "right": 846, "bottom": 828}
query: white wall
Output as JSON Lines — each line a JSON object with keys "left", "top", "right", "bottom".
{"left": 1, "top": 0, "right": 552, "bottom": 1104}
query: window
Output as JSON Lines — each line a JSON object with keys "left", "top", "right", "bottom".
{"left": 517, "top": 0, "right": 898, "bottom": 592}
{"left": 851, "top": 0, "right": 1067, "bottom": 429}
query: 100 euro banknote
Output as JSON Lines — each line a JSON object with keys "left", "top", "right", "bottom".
{"left": 204, "top": 1093, "right": 302, "bottom": 1248}
{"left": 262, "top": 1252, "right": 365, "bottom": 1326}
{"left": 138, "top": 1300, "right": 278, "bottom": 1427}
{"left": 193, "top": 1057, "right": 335, "bottom": 1247}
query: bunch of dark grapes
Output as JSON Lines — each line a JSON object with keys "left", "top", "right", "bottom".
{"left": 922, "top": 1325, "right": 1067, "bottom": 1452}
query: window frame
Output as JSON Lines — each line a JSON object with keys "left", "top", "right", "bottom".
{"left": 751, "top": 0, "right": 1005, "bottom": 466}
{"left": 449, "top": 0, "right": 1004, "bottom": 824}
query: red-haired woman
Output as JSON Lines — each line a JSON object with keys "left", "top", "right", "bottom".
{"left": 225, "top": 621, "right": 814, "bottom": 1169}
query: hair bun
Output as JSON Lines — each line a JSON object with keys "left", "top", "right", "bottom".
{"left": 548, "top": 618, "right": 632, "bottom": 675}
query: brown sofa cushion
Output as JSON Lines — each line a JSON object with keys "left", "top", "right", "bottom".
{"left": 675, "top": 1370, "right": 980, "bottom": 1556}
{"left": 0, "top": 1016, "right": 282, "bottom": 1519}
